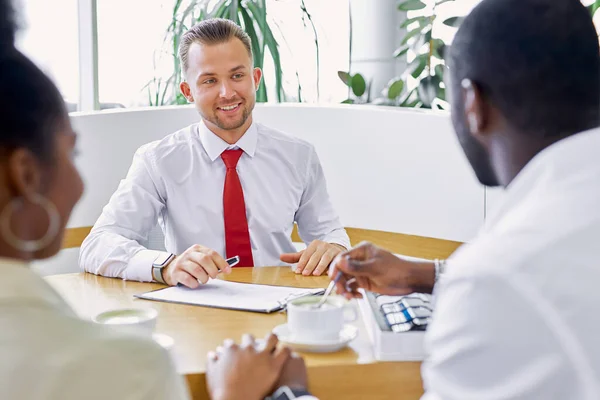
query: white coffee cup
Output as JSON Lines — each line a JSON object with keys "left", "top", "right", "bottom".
{"left": 92, "top": 308, "right": 158, "bottom": 337}
{"left": 287, "top": 295, "right": 356, "bottom": 342}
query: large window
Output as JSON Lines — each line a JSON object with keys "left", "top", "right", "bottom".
{"left": 96, "top": 1, "right": 173, "bottom": 108}
{"left": 14, "top": 0, "right": 600, "bottom": 111}
{"left": 15, "top": 0, "right": 80, "bottom": 111}
{"left": 266, "top": 0, "right": 350, "bottom": 103}
{"left": 16, "top": 0, "right": 350, "bottom": 110}
{"left": 96, "top": 0, "right": 350, "bottom": 107}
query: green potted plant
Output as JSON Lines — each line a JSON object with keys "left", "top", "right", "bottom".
{"left": 339, "top": 0, "right": 462, "bottom": 109}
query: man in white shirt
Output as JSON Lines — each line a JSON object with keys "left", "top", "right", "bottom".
{"left": 323, "top": 0, "right": 600, "bottom": 399}
{"left": 79, "top": 18, "right": 350, "bottom": 287}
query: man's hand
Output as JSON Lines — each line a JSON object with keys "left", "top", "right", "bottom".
{"left": 273, "top": 353, "right": 308, "bottom": 393}
{"left": 206, "top": 333, "right": 291, "bottom": 400}
{"left": 329, "top": 241, "right": 436, "bottom": 299}
{"left": 280, "top": 240, "right": 346, "bottom": 276}
{"left": 162, "top": 244, "right": 231, "bottom": 288}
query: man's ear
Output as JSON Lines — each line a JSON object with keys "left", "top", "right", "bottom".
{"left": 180, "top": 81, "right": 194, "bottom": 103}
{"left": 5, "top": 148, "right": 42, "bottom": 200}
{"left": 253, "top": 68, "right": 263, "bottom": 92}
{"left": 461, "top": 79, "right": 487, "bottom": 139}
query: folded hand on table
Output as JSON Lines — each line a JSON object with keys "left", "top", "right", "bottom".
{"left": 206, "top": 333, "right": 308, "bottom": 400}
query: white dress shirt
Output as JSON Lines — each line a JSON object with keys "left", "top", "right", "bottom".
{"left": 80, "top": 121, "right": 349, "bottom": 282}
{"left": 0, "top": 258, "right": 189, "bottom": 400}
{"left": 421, "top": 128, "right": 600, "bottom": 399}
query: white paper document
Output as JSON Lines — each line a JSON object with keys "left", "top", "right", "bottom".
{"left": 135, "top": 279, "right": 324, "bottom": 313}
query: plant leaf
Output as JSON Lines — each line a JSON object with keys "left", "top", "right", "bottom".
{"left": 404, "top": 99, "right": 421, "bottom": 107}
{"left": 212, "top": 0, "right": 229, "bottom": 18}
{"left": 401, "top": 27, "right": 425, "bottom": 45}
{"left": 406, "top": 55, "right": 427, "bottom": 79}
{"left": 399, "top": 88, "right": 418, "bottom": 107}
{"left": 435, "top": 64, "right": 445, "bottom": 80}
{"left": 437, "top": 44, "right": 447, "bottom": 59}
{"left": 299, "top": 0, "right": 321, "bottom": 100}
{"left": 341, "top": 99, "right": 354, "bottom": 104}
{"left": 229, "top": 0, "right": 239, "bottom": 24}
{"left": 442, "top": 17, "right": 464, "bottom": 27}
{"left": 411, "top": 58, "right": 426, "bottom": 78}
{"left": 415, "top": 28, "right": 432, "bottom": 49}
{"left": 393, "top": 44, "right": 410, "bottom": 58}
{"left": 338, "top": 71, "right": 352, "bottom": 86}
{"left": 589, "top": 1, "right": 600, "bottom": 15}
{"left": 398, "top": 0, "right": 427, "bottom": 11}
{"left": 417, "top": 76, "right": 441, "bottom": 107}
{"left": 400, "top": 16, "right": 427, "bottom": 29}
{"left": 247, "top": 1, "right": 282, "bottom": 102}
{"left": 438, "top": 87, "right": 446, "bottom": 101}
{"left": 239, "top": 6, "right": 263, "bottom": 68}
{"left": 431, "top": 39, "right": 445, "bottom": 58}
{"left": 386, "top": 79, "right": 404, "bottom": 100}
{"left": 351, "top": 73, "right": 367, "bottom": 97}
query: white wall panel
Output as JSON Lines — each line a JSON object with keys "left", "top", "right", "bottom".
{"left": 69, "top": 104, "right": 484, "bottom": 243}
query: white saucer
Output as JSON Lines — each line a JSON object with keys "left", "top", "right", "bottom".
{"left": 272, "top": 324, "right": 358, "bottom": 353}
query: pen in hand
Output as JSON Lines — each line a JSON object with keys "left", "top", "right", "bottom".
{"left": 196, "top": 256, "right": 240, "bottom": 284}
{"left": 315, "top": 271, "right": 346, "bottom": 308}
{"left": 224, "top": 255, "right": 240, "bottom": 269}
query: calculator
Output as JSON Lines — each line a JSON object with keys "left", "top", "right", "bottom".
{"left": 357, "top": 290, "right": 433, "bottom": 361}
{"left": 366, "top": 291, "right": 433, "bottom": 333}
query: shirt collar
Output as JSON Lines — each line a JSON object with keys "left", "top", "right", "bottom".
{"left": 197, "top": 120, "right": 258, "bottom": 162}
{"left": 0, "top": 257, "right": 75, "bottom": 316}
{"left": 485, "top": 126, "right": 600, "bottom": 230}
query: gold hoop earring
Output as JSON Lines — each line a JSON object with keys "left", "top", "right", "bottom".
{"left": 0, "top": 194, "right": 60, "bottom": 253}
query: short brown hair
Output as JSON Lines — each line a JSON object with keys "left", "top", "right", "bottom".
{"left": 179, "top": 18, "right": 253, "bottom": 78}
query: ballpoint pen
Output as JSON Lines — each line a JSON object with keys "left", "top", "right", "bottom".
{"left": 195, "top": 255, "right": 240, "bottom": 284}
{"left": 315, "top": 270, "right": 345, "bottom": 308}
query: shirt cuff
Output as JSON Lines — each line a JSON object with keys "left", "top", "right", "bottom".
{"left": 323, "top": 231, "right": 351, "bottom": 250}
{"left": 124, "top": 249, "right": 165, "bottom": 282}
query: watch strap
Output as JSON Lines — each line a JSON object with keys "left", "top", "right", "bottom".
{"left": 267, "top": 386, "right": 311, "bottom": 400}
{"left": 152, "top": 252, "right": 175, "bottom": 284}
{"left": 434, "top": 258, "right": 447, "bottom": 283}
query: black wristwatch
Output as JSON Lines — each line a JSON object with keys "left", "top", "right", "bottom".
{"left": 266, "top": 386, "right": 312, "bottom": 400}
{"left": 151, "top": 252, "right": 175, "bottom": 284}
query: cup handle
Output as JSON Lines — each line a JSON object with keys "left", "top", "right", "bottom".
{"left": 343, "top": 303, "right": 358, "bottom": 323}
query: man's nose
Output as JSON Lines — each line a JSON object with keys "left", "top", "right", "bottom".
{"left": 219, "top": 81, "right": 235, "bottom": 98}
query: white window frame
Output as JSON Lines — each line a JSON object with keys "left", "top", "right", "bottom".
{"left": 77, "top": 0, "right": 99, "bottom": 111}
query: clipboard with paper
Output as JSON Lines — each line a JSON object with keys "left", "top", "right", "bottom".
{"left": 134, "top": 279, "right": 325, "bottom": 313}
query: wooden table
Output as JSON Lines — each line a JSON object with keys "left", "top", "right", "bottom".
{"left": 46, "top": 267, "right": 423, "bottom": 400}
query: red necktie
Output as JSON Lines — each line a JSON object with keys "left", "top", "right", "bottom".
{"left": 221, "top": 150, "right": 254, "bottom": 267}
